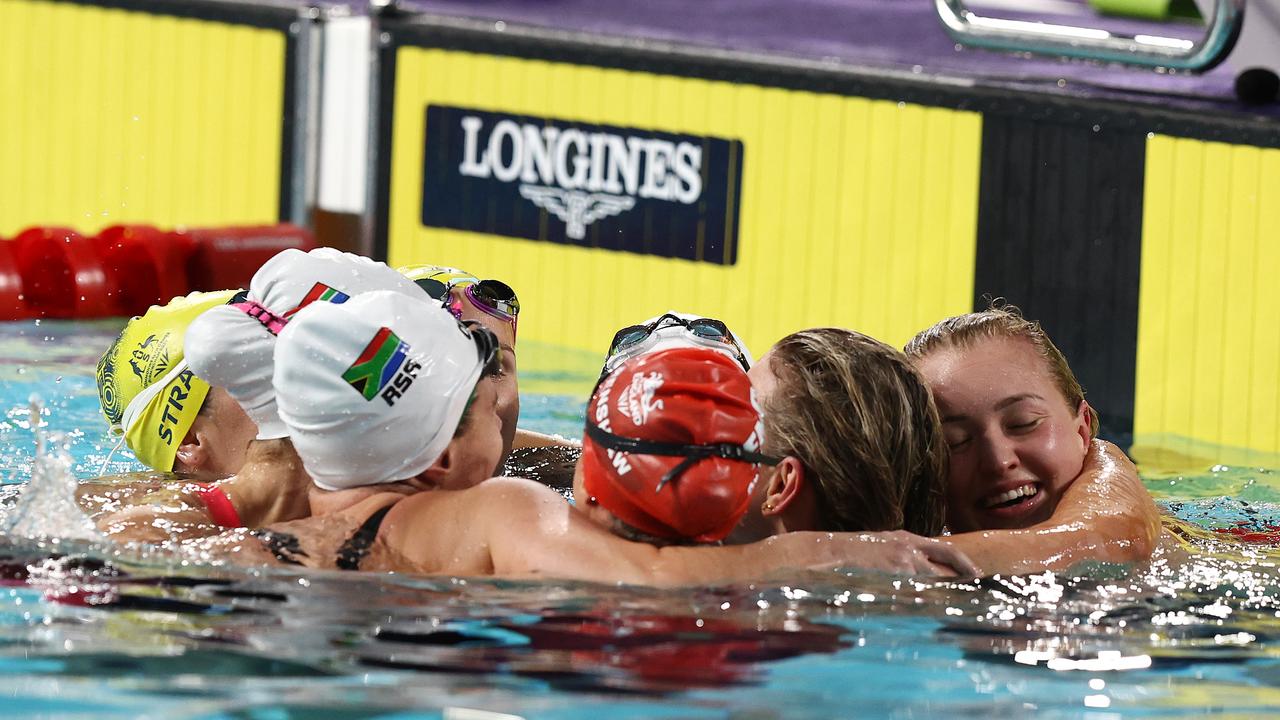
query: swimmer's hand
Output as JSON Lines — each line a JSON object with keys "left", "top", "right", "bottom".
{"left": 835, "top": 530, "right": 979, "bottom": 577}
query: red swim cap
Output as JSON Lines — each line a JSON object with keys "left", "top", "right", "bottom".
{"left": 581, "top": 347, "right": 769, "bottom": 543}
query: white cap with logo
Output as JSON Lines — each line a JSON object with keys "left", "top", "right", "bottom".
{"left": 274, "top": 290, "right": 496, "bottom": 491}
{"left": 185, "top": 248, "right": 424, "bottom": 439}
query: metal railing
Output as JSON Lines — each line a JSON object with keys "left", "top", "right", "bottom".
{"left": 935, "top": 0, "right": 1245, "bottom": 73}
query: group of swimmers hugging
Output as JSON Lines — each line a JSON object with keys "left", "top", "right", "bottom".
{"left": 84, "top": 247, "right": 1162, "bottom": 584}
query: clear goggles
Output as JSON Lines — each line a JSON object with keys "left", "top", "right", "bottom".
{"left": 603, "top": 313, "right": 752, "bottom": 378}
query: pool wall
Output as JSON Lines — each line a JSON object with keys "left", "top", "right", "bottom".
{"left": 373, "top": 12, "right": 1280, "bottom": 466}
{"left": 4, "top": 0, "right": 1280, "bottom": 465}
{"left": 0, "top": 0, "right": 309, "bottom": 235}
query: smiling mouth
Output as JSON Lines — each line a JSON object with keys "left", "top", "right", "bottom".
{"left": 982, "top": 483, "right": 1040, "bottom": 509}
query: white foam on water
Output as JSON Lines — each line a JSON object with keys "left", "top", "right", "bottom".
{"left": 2, "top": 395, "right": 106, "bottom": 543}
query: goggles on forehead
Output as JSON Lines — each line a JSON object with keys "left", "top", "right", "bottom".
{"left": 605, "top": 314, "right": 750, "bottom": 377}
{"left": 584, "top": 420, "right": 781, "bottom": 492}
{"left": 415, "top": 276, "right": 520, "bottom": 333}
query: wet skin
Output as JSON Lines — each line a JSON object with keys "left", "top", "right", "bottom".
{"left": 448, "top": 285, "right": 519, "bottom": 470}
{"left": 914, "top": 335, "right": 1090, "bottom": 533}
{"left": 569, "top": 457, "right": 619, "bottom": 531}
{"left": 734, "top": 351, "right": 785, "bottom": 540}
{"left": 174, "top": 387, "right": 258, "bottom": 476}
{"left": 435, "top": 376, "right": 507, "bottom": 491}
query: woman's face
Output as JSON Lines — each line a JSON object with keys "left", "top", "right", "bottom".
{"left": 915, "top": 335, "right": 1090, "bottom": 533}
{"left": 449, "top": 286, "right": 519, "bottom": 463}
{"left": 440, "top": 377, "right": 507, "bottom": 489}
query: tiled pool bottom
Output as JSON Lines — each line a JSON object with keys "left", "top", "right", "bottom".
{"left": 3, "top": 319, "right": 1280, "bottom": 717}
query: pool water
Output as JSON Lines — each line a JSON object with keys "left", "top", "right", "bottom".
{"left": 4, "top": 319, "right": 1280, "bottom": 718}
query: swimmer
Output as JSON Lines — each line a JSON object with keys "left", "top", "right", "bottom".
{"left": 904, "top": 304, "right": 1161, "bottom": 575}
{"left": 591, "top": 314, "right": 947, "bottom": 540}
{"left": 95, "top": 289, "right": 258, "bottom": 478}
{"left": 85, "top": 289, "right": 265, "bottom": 530}
{"left": 90, "top": 248, "right": 429, "bottom": 539}
{"left": 733, "top": 328, "right": 948, "bottom": 541}
{"left": 90, "top": 250, "right": 549, "bottom": 538}
{"left": 397, "top": 265, "right": 563, "bottom": 457}
{"left": 575, "top": 347, "right": 768, "bottom": 546}
{"left": 192, "top": 293, "right": 976, "bottom": 583}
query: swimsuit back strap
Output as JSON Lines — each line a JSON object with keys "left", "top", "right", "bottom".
{"left": 336, "top": 504, "right": 394, "bottom": 571}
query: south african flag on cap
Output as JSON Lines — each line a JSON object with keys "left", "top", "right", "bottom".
{"left": 285, "top": 282, "right": 351, "bottom": 318}
{"left": 343, "top": 327, "right": 410, "bottom": 401}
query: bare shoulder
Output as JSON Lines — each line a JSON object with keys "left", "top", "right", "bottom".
{"left": 1069, "top": 440, "right": 1149, "bottom": 509}
{"left": 377, "top": 477, "right": 573, "bottom": 574}
{"left": 396, "top": 476, "right": 565, "bottom": 515}
{"left": 401, "top": 477, "right": 576, "bottom": 537}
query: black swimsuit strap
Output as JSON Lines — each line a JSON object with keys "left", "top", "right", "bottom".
{"left": 335, "top": 504, "right": 394, "bottom": 571}
{"left": 251, "top": 528, "right": 309, "bottom": 566}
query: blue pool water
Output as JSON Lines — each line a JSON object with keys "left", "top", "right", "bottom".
{"left": 4, "top": 319, "right": 1280, "bottom": 718}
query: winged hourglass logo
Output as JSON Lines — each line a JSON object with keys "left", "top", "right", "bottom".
{"left": 421, "top": 105, "right": 744, "bottom": 265}
{"left": 518, "top": 186, "right": 636, "bottom": 240}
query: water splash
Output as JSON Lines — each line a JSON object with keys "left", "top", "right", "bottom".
{"left": 2, "top": 395, "right": 105, "bottom": 543}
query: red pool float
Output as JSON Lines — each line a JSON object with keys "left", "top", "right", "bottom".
{"left": 11, "top": 227, "right": 113, "bottom": 318}
{"left": 94, "top": 225, "right": 194, "bottom": 317}
{"left": 0, "top": 239, "right": 27, "bottom": 320}
{"left": 179, "top": 224, "right": 315, "bottom": 292}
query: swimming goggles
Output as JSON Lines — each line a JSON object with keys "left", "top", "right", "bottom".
{"left": 584, "top": 420, "right": 781, "bottom": 491}
{"left": 415, "top": 276, "right": 519, "bottom": 334}
{"left": 606, "top": 314, "right": 751, "bottom": 374}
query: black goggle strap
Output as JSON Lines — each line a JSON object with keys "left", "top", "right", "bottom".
{"left": 584, "top": 421, "right": 780, "bottom": 492}
{"left": 461, "top": 320, "right": 501, "bottom": 377}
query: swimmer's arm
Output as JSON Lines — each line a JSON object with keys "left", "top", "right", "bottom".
{"left": 944, "top": 440, "right": 1161, "bottom": 575}
{"left": 512, "top": 428, "right": 579, "bottom": 450}
{"left": 93, "top": 440, "right": 311, "bottom": 542}
{"left": 387, "top": 478, "right": 976, "bottom": 584}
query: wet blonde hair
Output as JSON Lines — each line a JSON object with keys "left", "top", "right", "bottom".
{"left": 764, "top": 328, "right": 947, "bottom": 537}
{"left": 903, "top": 303, "right": 1099, "bottom": 437}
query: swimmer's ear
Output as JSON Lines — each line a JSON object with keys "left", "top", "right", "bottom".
{"left": 173, "top": 430, "right": 208, "bottom": 473}
{"left": 419, "top": 446, "right": 454, "bottom": 487}
{"left": 1074, "top": 400, "right": 1093, "bottom": 450}
{"left": 762, "top": 456, "right": 805, "bottom": 517}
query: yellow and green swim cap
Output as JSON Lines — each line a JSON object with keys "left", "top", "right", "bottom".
{"left": 96, "top": 289, "right": 239, "bottom": 470}
{"left": 396, "top": 264, "right": 479, "bottom": 296}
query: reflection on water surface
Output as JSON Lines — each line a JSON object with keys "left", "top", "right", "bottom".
{"left": 4, "top": 320, "right": 1280, "bottom": 716}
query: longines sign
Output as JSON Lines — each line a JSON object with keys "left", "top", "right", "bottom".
{"left": 421, "top": 105, "right": 744, "bottom": 265}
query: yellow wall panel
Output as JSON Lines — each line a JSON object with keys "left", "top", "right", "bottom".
{"left": 1135, "top": 136, "right": 1280, "bottom": 460}
{"left": 0, "top": 0, "right": 287, "bottom": 236}
{"left": 386, "top": 47, "right": 983, "bottom": 357}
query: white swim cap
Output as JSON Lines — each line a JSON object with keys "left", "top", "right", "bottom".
{"left": 185, "top": 248, "right": 426, "bottom": 440}
{"left": 601, "top": 311, "right": 754, "bottom": 378}
{"left": 274, "top": 290, "right": 498, "bottom": 491}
